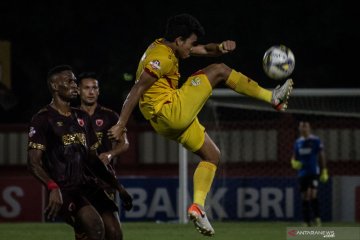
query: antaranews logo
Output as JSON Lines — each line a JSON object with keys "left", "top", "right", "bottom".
{"left": 287, "top": 227, "right": 360, "bottom": 240}
{"left": 287, "top": 229, "right": 297, "bottom": 237}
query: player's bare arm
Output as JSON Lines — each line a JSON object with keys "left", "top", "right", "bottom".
{"left": 108, "top": 70, "right": 157, "bottom": 141}
{"left": 98, "top": 132, "right": 130, "bottom": 165}
{"left": 190, "top": 40, "right": 236, "bottom": 57}
{"left": 28, "top": 149, "right": 52, "bottom": 184}
{"left": 28, "top": 149, "right": 63, "bottom": 220}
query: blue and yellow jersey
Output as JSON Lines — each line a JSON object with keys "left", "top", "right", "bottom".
{"left": 294, "top": 134, "right": 324, "bottom": 177}
{"left": 136, "top": 38, "right": 180, "bottom": 120}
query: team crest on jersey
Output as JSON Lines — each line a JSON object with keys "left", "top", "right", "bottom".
{"left": 149, "top": 60, "right": 161, "bottom": 70}
{"left": 191, "top": 77, "right": 201, "bottom": 86}
{"left": 77, "top": 118, "right": 84, "bottom": 127}
{"left": 96, "top": 119, "right": 104, "bottom": 127}
{"left": 29, "top": 127, "right": 36, "bottom": 137}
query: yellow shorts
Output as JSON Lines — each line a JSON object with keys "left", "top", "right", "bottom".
{"left": 150, "top": 73, "right": 212, "bottom": 152}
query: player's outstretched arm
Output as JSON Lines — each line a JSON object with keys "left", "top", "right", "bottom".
{"left": 190, "top": 40, "right": 236, "bottom": 57}
{"left": 108, "top": 71, "right": 157, "bottom": 141}
{"left": 98, "top": 132, "right": 129, "bottom": 165}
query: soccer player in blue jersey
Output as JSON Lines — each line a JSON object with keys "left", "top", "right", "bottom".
{"left": 291, "top": 121, "right": 329, "bottom": 227}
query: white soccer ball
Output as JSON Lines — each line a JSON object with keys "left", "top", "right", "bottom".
{"left": 263, "top": 45, "right": 295, "bottom": 80}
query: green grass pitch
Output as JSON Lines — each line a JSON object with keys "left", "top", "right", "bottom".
{"left": 0, "top": 221, "right": 358, "bottom": 240}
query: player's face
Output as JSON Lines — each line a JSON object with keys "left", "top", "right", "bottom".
{"left": 177, "top": 33, "right": 198, "bottom": 59}
{"left": 79, "top": 78, "right": 99, "bottom": 106}
{"left": 299, "top": 122, "right": 311, "bottom": 137}
{"left": 53, "top": 70, "right": 78, "bottom": 101}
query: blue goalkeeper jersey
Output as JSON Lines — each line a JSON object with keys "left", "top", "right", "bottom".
{"left": 294, "top": 134, "right": 324, "bottom": 177}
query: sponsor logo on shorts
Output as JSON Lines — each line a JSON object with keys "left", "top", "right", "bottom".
{"left": 191, "top": 77, "right": 201, "bottom": 86}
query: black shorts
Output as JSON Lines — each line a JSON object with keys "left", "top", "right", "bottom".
{"left": 58, "top": 185, "right": 118, "bottom": 224}
{"left": 299, "top": 175, "right": 319, "bottom": 192}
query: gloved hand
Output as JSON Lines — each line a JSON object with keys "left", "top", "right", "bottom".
{"left": 291, "top": 159, "right": 302, "bottom": 170}
{"left": 320, "top": 168, "right": 329, "bottom": 183}
{"left": 119, "top": 185, "right": 133, "bottom": 211}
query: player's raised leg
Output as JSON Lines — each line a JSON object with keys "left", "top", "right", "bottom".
{"left": 202, "top": 63, "right": 294, "bottom": 111}
{"left": 224, "top": 69, "right": 293, "bottom": 111}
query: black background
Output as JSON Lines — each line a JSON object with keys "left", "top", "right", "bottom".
{"left": 0, "top": 0, "right": 358, "bottom": 123}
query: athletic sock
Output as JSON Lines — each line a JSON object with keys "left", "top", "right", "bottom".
{"left": 193, "top": 161, "right": 217, "bottom": 207}
{"left": 225, "top": 70, "right": 272, "bottom": 103}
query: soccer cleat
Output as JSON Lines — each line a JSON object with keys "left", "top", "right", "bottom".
{"left": 314, "top": 217, "right": 322, "bottom": 227}
{"left": 271, "top": 78, "right": 294, "bottom": 111}
{"left": 301, "top": 222, "right": 311, "bottom": 227}
{"left": 188, "top": 203, "right": 215, "bottom": 237}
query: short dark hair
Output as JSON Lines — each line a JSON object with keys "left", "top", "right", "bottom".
{"left": 47, "top": 65, "right": 73, "bottom": 91}
{"left": 78, "top": 72, "right": 98, "bottom": 85}
{"left": 164, "top": 13, "right": 205, "bottom": 42}
{"left": 47, "top": 65, "right": 73, "bottom": 82}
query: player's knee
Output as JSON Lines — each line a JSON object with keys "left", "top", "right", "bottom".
{"left": 204, "top": 63, "right": 231, "bottom": 83}
{"left": 209, "top": 62, "right": 228, "bottom": 72}
{"left": 87, "top": 230, "right": 104, "bottom": 240}
{"left": 215, "top": 147, "right": 221, "bottom": 164}
{"left": 105, "top": 225, "right": 123, "bottom": 240}
{"left": 209, "top": 145, "right": 221, "bottom": 165}
{"left": 87, "top": 221, "right": 105, "bottom": 240}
